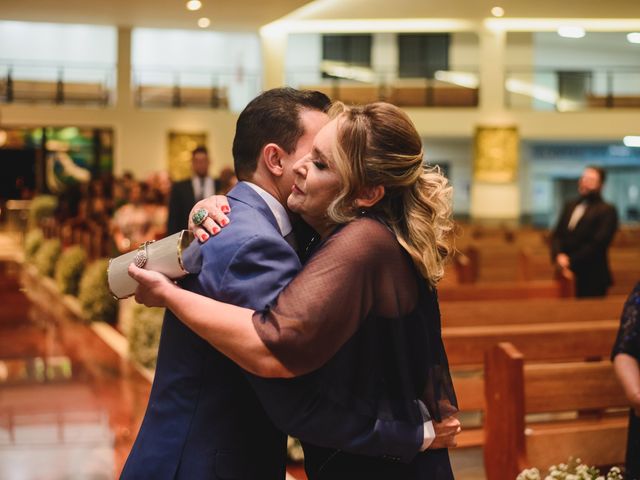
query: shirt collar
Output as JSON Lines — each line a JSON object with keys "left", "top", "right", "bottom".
{"left": 243, "top": 181, "right": 292, "bottom": 237}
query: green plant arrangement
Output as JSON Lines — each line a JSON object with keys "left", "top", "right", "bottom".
{"left": 33, "top": 238, "right": 62, "bottom": 277}
{"left": 28, "top": 195, "right": 58, "bottom": 227}
{"left": 127, "top": 303, "right": 164, "bottom": 370}
{"left": 517, "top": 458, "right": 623, "bottom": 480}
{"left": 78, "top": 259, "right": 118, "bottom": 324}
{"left": 55, "top": 246, "right": 88, "bottom": 296}
{"left": 24, "top": 229, "right": 44, "bottom": 262}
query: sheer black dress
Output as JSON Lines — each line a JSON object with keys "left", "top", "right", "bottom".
{"left": 252, "top": 217, "right": 458, "bottom": 480}
{"left": 612, "top": 282, "right": 640, "bottom": 480}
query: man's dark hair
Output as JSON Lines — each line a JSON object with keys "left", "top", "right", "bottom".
{"left": 586, "top": 165, "right": 606, "bottom": 184}
{"left": 232, "top": 87, "right": 331, "bottom": 180}
{"left": 192, "top": 145, "right": 208, "bottom": 157}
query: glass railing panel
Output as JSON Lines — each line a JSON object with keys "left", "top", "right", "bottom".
{"left": 506, "top": 67, "right": 640, "bottom": 111}
{"left": 286, "top": 68, "right": 480, "bottom": 108}
{"left": 132, "top": 68, "right": 261, "bottom": 111}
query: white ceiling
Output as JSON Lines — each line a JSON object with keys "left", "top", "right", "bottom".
{"left": 1, "top": 0, "right": 639, "bottom": 31}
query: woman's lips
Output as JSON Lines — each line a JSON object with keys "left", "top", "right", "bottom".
{"left": 292, "top": 184, "right": 304, "bottom": 195}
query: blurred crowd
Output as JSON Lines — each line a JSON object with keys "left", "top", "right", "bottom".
{"left": 53, "top": 162, "right": 237, "bottom": 256}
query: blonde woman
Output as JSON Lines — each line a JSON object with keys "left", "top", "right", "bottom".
{"left": 130, "top": 102, "right": 459, "bottom": 479}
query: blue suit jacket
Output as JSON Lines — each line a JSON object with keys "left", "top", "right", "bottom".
{"left": 121, "top": 182, "right": 421, "bottom": 480}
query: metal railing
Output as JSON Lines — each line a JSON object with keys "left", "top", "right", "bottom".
{"left": 0, "top": 60, "right": 115, "bottom": 107}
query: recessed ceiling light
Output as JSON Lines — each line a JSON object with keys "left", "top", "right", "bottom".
{"left": 491, "top": 7, "right": 505, "bottom": 17}
{"left": 627, "top": 32, "right": 640, "bottom": 44}
{"left": 198, "top": 17, "right": 210, "bottom": 28}
{"left": 623, "top": 136, "right": 640, "bottom": 147}
{"left": 558, "top": 26, "right": 585, "bottom": 39}
{"left": 186, "top": 0, "right": 202, "bottom": 11}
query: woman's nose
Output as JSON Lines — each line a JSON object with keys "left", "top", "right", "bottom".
{"left": 292, "top": 156, "right": 308, "bottom": 176}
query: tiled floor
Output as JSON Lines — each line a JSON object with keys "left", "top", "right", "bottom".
{"left": 0, "top": 260, "right": 151, "bottom": 479}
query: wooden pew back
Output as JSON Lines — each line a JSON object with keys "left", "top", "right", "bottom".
{"left": 483, "top": 342, "right": 627, "bottom": 480}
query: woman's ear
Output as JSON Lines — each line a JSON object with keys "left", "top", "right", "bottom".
{"left": 354, "top": 185, "right": 385, "bottom": 208}
{"left": 262, "top": 143, "right": 285, "bottom": 177}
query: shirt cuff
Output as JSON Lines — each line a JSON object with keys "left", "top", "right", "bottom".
{"left": 421, "top": 420, "right": 435, "bottom": 451}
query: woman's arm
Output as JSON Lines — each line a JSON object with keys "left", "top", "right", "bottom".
{"left": 128, "top": 265, "right": 296, "bottom": 378}
{"left": 613, "top": 353, "right": 640, "bottom": 416}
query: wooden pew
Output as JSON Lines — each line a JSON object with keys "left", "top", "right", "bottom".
{"left": 444, "top": 306, "right": 621, "bottom": 448}
{"left": 484, "top": 343, "right": 627, "bottom": 480}
{"left": 440, "top": 296, "right": 625, "bottom": 328}
{"left": 438, "top": 275, "right": 574, "bottom": 301}
{"left": 443, "top": 319, "right": 618, "bottom": 367}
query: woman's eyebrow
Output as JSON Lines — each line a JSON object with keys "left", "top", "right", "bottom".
{"left": 313, "top": 147, "right": 330, "bottom": 164}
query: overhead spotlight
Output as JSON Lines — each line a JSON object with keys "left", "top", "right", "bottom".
{"left": 491, "top": 7, "right": 505, "bottom": 17}
{"left": 623, "top": 136, "right": 640, "bottom": 147}
{"left": 198, "top": 17, "right": 210, "bottom": 28}
{"left": 627, "top": 32, "right": 640, "bottom": 44}
{"left": 186, "top": 0, "right": 202, "bottom": 11}
{"left": 558, "top": 26, "right": 585, "bottom": 39}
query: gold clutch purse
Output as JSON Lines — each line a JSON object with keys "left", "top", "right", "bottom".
{"left": 107, "top": 230, "right": 201, "bottom": 299}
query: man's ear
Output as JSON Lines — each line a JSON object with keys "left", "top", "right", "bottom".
{"left": 354, "top": 185, "right": 385, "bottom": 208}
{"left": 262, "top": 143, "right": 285, "bottom": 177}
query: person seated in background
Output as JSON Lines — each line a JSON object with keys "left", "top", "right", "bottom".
{"left": 215, "top": 166, "right": 238, "bottom": 195}
{"left": 112, "top": 181, "right": 154, "bottom": 253}
{"left": 612, "top": 281, "right": 640, "bottom": 480}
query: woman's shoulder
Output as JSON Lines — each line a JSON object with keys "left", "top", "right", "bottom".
{"left": 326, "top": 217, "right": 401, "bottom": 260}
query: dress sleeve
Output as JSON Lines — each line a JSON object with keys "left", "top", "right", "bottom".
{"left": 252, "top": 218, "right": 417, "bottom": 375}
{"left": 612, "top": 282, "right": 640, "bottom": 360}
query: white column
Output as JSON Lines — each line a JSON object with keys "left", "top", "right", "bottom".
{"left": 260, "top": 29, "right": 288, "bottom": 90}
{"left": 116, "top": 26, "right": 133, "bottom": 110}
{"left": 478, "top": 26, "right": 506, "bottom": 112}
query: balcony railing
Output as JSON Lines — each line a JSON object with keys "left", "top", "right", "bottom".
{"left": 0, "top": 61, "right": 115, "bottom": 106}
{"left": 132, "top": 68, "right": 261, "bottom": 111}
{"left": 286, "top": 66, "right": 480, "bottom": 108}
{"left": 505, "top": 67, "right": 640, "bottom": 111}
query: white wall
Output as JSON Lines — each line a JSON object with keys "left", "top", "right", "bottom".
{"left": 0, "top": 21, "right": 116, "bottom": 83}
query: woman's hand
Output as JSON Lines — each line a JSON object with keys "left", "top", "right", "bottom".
{"left": 188, "top": 195, "right": 231, "bottom": 243}
{"left": 128, "top": 264, "right": 176, "bottom": 308}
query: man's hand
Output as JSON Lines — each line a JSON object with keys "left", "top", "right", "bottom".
{"left": 429, "top": 416, "right": 462, "bottom": 449}
{"left": 555, "top": 253, "right": 570, "bottom": 270}
{"left": 128, "top": 264, "right": 176, "bottom": 308}
{"left": 188, "top": 195, "right": 232, "bottom": 243}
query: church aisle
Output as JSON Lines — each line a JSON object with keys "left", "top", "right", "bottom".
{"left": 0, "top": 260, "right": 151, "bottom": 479}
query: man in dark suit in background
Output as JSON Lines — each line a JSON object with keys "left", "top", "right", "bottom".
{"left": 167, "top": 146, "right": 216, "bottom": 234}
{"left": 551, "top": 165, "right": 619, "bottom": 297}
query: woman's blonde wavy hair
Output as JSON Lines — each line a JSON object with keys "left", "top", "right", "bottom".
{"left": 326, "top": 102, "right": 454, "bottom": 286}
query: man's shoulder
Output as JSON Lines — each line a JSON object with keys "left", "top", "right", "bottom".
{"left": 201, "top": 199, "right": 284, "bottom": 254}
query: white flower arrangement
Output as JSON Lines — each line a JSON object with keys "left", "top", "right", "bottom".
{"left": 517, "top": 458, "right": 623, "bottom": 480}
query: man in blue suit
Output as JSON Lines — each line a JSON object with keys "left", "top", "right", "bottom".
{"left": 122, "top": 88, "right": 439, "bottom": 479}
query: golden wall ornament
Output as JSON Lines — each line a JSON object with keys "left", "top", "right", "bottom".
{"left": 473, "top": 126, "right": 519, "bottom": 183}
{"left": 168, "top": 131, "right": 207, "bottom": 181}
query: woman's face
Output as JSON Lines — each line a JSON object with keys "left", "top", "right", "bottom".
{"left": 287, "top": 118, "right": 342, "bottom": 235}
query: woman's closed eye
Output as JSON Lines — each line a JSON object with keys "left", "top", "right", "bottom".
{"left": 313, "top": 160, "right": 328, "bottom": 171}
